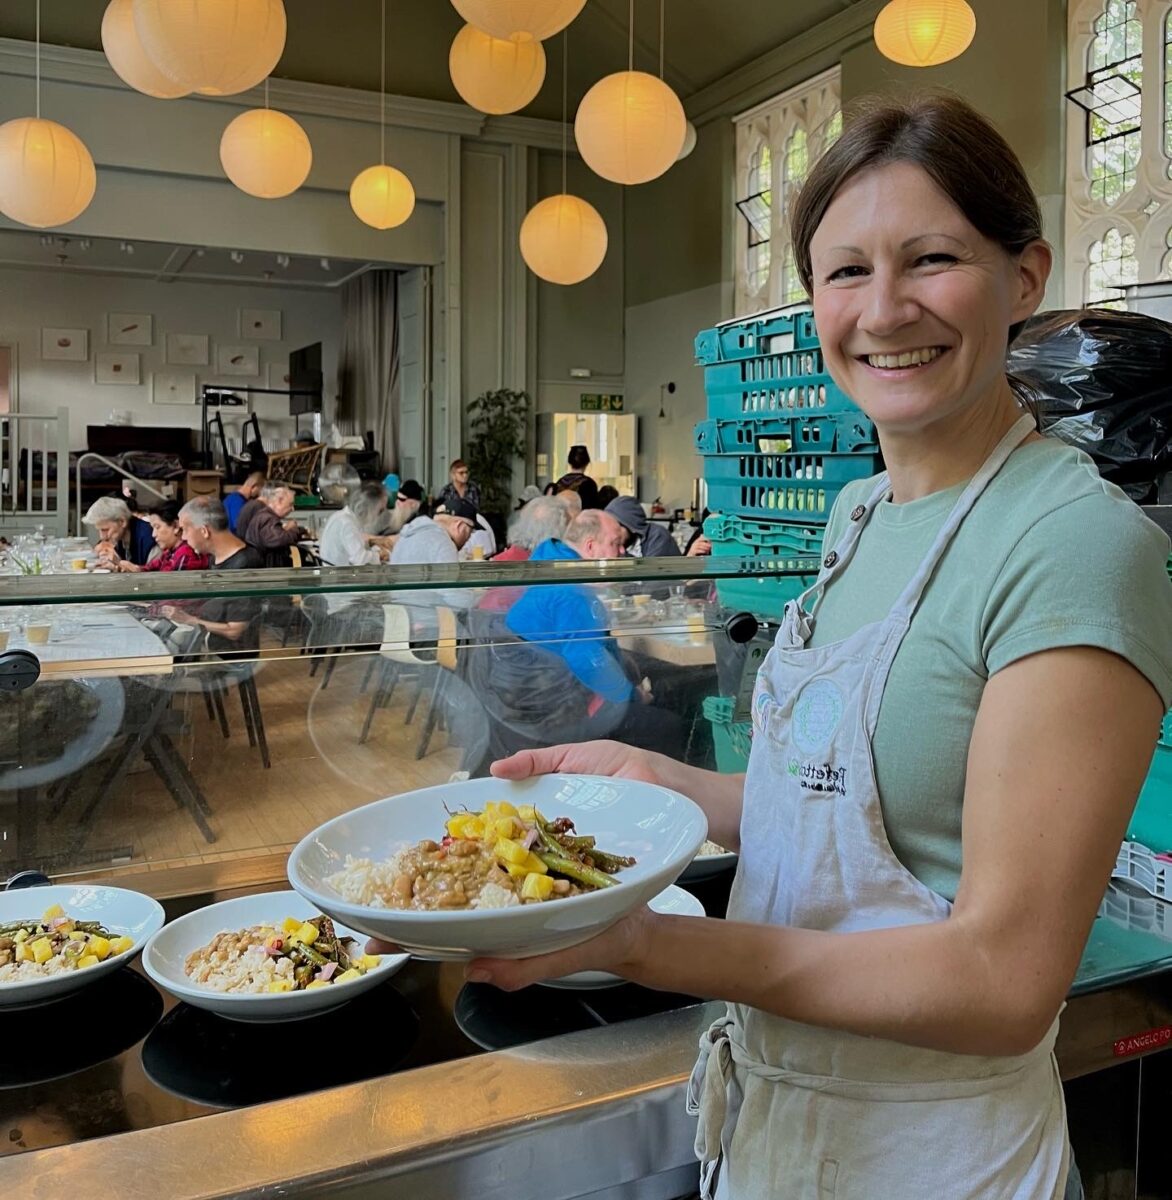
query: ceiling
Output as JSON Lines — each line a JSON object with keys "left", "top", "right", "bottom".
{"left": 0, "top": 0, "right": 862, "bottom": 121}
{"left": 0, "top": 229, "right": 374, "bottom": 289}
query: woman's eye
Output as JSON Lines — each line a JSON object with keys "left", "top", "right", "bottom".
{"left": 826, "top": 265, "right": 868, "bottom": 282}
{"left": 915, "top": 253, "right": 956, "bottom": 267}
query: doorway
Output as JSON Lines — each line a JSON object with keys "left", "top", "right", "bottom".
{"left": 537, "top": 412, "right": 637, "bottom": 494}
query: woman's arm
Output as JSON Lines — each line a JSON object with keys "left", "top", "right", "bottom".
{"left": 477, "top": 647, "right": 1162, "bottom": 1056}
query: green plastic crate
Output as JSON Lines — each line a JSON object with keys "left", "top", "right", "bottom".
{"left": 703, "top": 695, "right": 752, "bottom": 774}
{"left": 706, "top": 513, "right": 821, "bottom": 622}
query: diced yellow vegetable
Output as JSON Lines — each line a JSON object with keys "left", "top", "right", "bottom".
{"left": 517, "top": 804, "right": 537, "bottom": 821}
{"left": 521, "top": 873, "right": 555, "bottom": 901}
{"left": 31, "top": 937, "right": 53, "bottom": 964}
{"left": 493, "top": 816, "right": 520, "bottom": 840}
{"left": 41, "top": 903, "right": 64, "bottom": 920}
{"left": 86, "top": 934, "right": 111, "bottom": 961}
{"left": 334, "top": 968, "right": 362, "bottom": 984}
{"left": 523, "top": 851, "right": 548, "bottom": 875}
{"left": 496, "top": 801, "right": 518, "bottom": 817}
{"left": 15, "top": 941, "right": 33, "bottom": 963}
{"left": 505, "top": 862, "right": 528, "bottom": 877}
{"left": 14, "top": 928, "right": 28, "bottom": 943}
{"left": 447, "top": 812, "right": 484, "bottom": 840}
{"left": 281, "top": 916, "right": 302, "bottom": 935}
{"left": 107, "top": 936, "right": 134, "bottom": 956}
{"left": 291, "top": 921, "right": 319, "bottom": 946}
{"left": 357, "top": 954, "right": 381, "bottom": 970}
{"left": 77, "top": 954, "right": 99, "bottom": 970}
{"left": 266, "top": 979, "right": 294, "bottom": 993}
{"left": 494, "top": 837, "right": 529, "bottom": 866}
{"left": 304, "top": 980, "right": 328, "bottom": 990}
{"left": 482, "top": 802, "right": 499, "bottom": 822}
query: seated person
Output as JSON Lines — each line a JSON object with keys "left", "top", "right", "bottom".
{"left": 606, "top": 495, "right": 711, "bottom": 557}
{"left": 478, "top": 510, "right": 680, "bottom": 754}
{"left": 459, "top": 512, "right": 497, "bottom": 561}
{"left": 236, "top": 483, "right": 308, "bottom": 567}
{"left": 115, "top": 501, "right": 209, "bottom": 572}
{"left": 390, "top": 496, "right": 478, "bottom": 567}
{"left": 595, "top": 484, "right": 619, "bottom": 509}
{"left": 222, "top": 471, "right": 266, "bottom": 533}
{"left": 319, "top": 481, "right": 397, "bottom": 566}
{"left": 492, "top": 495, "right": 568, "bottom": 564}
{"left": 160, "top": 497, "right": 263, "bottom": 657}
{"left": 85, "top": 495, "right": 155, "bottom": 567}
{"left": 377, "top": 479, "right": 424, "bottom": 536}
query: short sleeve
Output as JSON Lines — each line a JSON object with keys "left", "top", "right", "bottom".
{"left": 982, "top": 494, "right": 1172, "bottom": 706}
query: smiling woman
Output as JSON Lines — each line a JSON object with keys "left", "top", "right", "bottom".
{"left": 468, "top": 93, "right": 1172, "bottom": 1200}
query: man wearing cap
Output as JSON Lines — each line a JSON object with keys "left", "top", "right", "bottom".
{"left": 390, "top": 494, "right": 479, "bottom": 567}
{"left": 382, "top": 479, "right": 423, "bottom": 534}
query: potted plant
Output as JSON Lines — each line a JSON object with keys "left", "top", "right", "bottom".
{"left": 464, "top": 387, "right": 529, "bottom": 524}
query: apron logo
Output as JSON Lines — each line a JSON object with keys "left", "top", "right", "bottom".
{"left": 791, "top": 677, "right": 845, "bottom": 754}
{"left": 752, "top": 688, "right": 774, "bottom": 732}
{"left": 788, "top": 757, "right": 847, "bottom": 796}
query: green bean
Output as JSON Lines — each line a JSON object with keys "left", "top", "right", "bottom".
{"left": 585, "top": 848, "right": 637, "bottom": 873}
{"left": 290, "top": 941, "right": 328, "bottom": 967}
{"left": 535, "top": 849, "right": 617, "bottom": 890}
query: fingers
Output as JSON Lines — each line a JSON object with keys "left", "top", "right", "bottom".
{"left": 464, "top": 945, "right": 588, "bottom": 992}
{"left": 365, "top": 937, "right": 403, "bottom": 955}
{"left": 489, "top": 745, "right": 566, "bottom": 780}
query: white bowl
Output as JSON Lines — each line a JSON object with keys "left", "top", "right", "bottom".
{"left": 288, "top": 774, "right": 708, "bottom": 961}
{"left": 539, "top": 884, "right": 705, "bottom": 990}
{"left": 0, "top": 884, "right": 164, "bottom": 1008}
{"left": 681, "top": 848, "right": 739, "bottom": 883}
{"left": 141, "top": 890, "right": 409, "bottom": 1023}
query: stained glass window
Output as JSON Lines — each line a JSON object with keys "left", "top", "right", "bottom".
{"left": 1086, "top": 227, "right": 1139, "bottom": 305}
{"left": 1087, "top": 0, "right": 1142, "bottom": 204}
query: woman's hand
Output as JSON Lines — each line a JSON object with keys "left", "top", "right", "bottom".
{"left": 686, "top": 536, "right": 712, "bottom": 557}
{"left": 115, "top": 560, "right": 142, "bottom": 573}
{"left": 491, "top": 739, "right": 668, "bottom": 787}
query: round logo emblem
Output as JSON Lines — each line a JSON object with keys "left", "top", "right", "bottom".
{"left": 791, "top": 677, "right": 845, "bottom": 754}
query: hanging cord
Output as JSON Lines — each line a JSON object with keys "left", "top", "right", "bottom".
{"left": 380, "top": 0, "right": 387, "bottom": 165}
{"left": 659, "top": 0, "right": 664, "bottom": 79}
{"left": 628, "top": 0, "right": 634, "bottom": 72}
{"left": 561, "top": 29, "right": 568, "bottom": 195}
{"left": 35, "top": 0, "right": 41, "bottom": 118}
{"left": 264, "top": 76, "right": 269, "bottom": 109}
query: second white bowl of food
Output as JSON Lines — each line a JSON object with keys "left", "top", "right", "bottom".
{"left": 0, "top": 884, "right": 163, "bottom": 1008}
{"left": 681, "top": 839, "right": 739, "bottom": 882}
{"left": 538, "top": 884, "right": 705, "bottom": 990}
{"left": 288, "top": 774, "right": 708, "bottom": 961}
{"left": 142, "top": 891, "right": 409, "bottom": 1022}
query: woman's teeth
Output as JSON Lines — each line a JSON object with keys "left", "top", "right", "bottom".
{"left": 865, "top": 347, "right": 944, "bottom": 369}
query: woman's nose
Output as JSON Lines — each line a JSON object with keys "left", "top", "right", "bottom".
{"left": 858, "top": 270, "right": 920, "bottom": 338}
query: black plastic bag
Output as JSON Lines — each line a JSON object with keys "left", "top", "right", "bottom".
{"left": 1007, "top": 308, "right": 1172, "bottom": 501}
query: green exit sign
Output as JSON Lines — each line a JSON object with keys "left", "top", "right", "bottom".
{"left": 580, "top": 393, "right": 624, "bottom": 412}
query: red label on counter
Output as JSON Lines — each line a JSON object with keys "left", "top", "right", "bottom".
{"left": 1113, "top": 1026, "right": 1172, "bottom": 1057}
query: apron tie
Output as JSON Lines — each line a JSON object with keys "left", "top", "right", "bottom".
{"left": 687, "top": 1016, "right": 747, "bottom": 1199}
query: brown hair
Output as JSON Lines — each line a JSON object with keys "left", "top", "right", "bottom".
{"left": 790, "top": 92, "right": 1043, "bottom": 327}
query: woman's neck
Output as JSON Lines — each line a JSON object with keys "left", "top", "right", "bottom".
{"left": 879, "top": 383, "right": 1030, "bottom": 504}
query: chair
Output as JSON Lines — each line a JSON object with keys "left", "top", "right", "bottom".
{"left": 413, "top": 606, "right": 459, "bottom": 760}
{"left": 265, "top": 443, "right": 324, "bottom": 494}
{"left": 358, "top": 604, "right": 438, "bottom": 748}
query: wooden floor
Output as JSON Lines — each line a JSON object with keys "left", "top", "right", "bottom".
{"left": 42, "top": 647, "right": 463, "bottom": 877}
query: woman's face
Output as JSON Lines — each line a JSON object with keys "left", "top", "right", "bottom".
{"left": 451, "top": 465, "right": 469, "bottom": 486}
{"left": 808, "top": 161, "right": 1049, "bottom": 436}
{"left": 150, "top": 515, "right": 180, "bottom": 549}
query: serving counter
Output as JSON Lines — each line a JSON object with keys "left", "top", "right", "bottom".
{"left": 1, "top": 556, "right": 1170, "bottom": 1198}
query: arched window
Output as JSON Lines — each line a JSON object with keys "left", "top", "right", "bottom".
{"left": 1086, "top": 227, "right": 1139, "bottom": 305}
{"left": 1086, "top": 0, "right": 1142, "bottom": 204}
{"left": 779, "top": 129, "right": 810, "bottom": 304}
{"left": 744, "top": 141, "right": 772, "bottom": 294}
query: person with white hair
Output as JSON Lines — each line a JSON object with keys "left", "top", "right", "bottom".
{"left": 236, "top": 483, "right": 309, "bottom": 567}
{"left": 85, "top": 495, "right": 155, "bottom": 567}
{"left": 319, "top": 481, "right": 396, "bottom": 567}
{"left": 494, "top": 495, "right": 569, "bottom": 563}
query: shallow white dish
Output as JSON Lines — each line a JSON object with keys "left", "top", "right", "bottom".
{"left": 141, "top": 890, "right": 409, "bottom": 1023}
{"left": 0, "top": 884, "right": 164, "bottom": 1008}
{"left": 538, "top": 884, "right": 705, "bottom": 990}
{"left": 288, "top": 774, "right": 708, "bottom": 961}
{"left": 680, "top": 848, "right": 739, "bottom": 883}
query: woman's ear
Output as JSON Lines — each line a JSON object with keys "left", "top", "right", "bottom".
{"left": 1011, "top": 240, "right": 1053, "bottom": 324}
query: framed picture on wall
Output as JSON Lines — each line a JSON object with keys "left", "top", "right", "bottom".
{"left": 41, "top": 327, "right": 88, "bottom": 362}
{"left": 239, "top": 308, "right": 281, "bottom": 341}
{"left": 216, "top": 344, "right": 260, "bottom": 376}
{"left": 107, "top": 313, "right": 153, "bottom": 346}
{"left": 96, "top": 351, "right": 141, "bottom": 385}
{"left": 165, "top": 332, "right": 209, "bottom": 365}
{"left": 152, "top": 371, "right": 197, "bottom": 405}
{"left": 267, "top": 361, "right": 291, "bottom": 391}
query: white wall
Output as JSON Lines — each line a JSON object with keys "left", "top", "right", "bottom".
{"left": 0, "top": 267, "right": 340, "bottom": 450}
{"left": 624, "top": 282, "right": 722, "bottom": 510}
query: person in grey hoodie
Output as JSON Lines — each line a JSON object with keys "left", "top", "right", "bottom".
{"left": 389, "top": 495, "right": 479, "bottom": 613}
{"left": 605, "top": 495, "right": 680, "bottom": 557}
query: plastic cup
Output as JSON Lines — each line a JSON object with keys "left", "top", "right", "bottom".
{"left": 26, "top": 624, "right": 51, "bottom": 645}
{"left": 71, "top": 558, "right": 88, "bottom": 572}
{"left": 471, "top": 545, "right": 485, "bottom": 561}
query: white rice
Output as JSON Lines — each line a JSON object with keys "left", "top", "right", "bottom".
{"left": 0, "top": 956, "right": 76, "bottom": 983}
{"left": 698, "top": 840, "right": 728, "bottom": 856}
{"left": 185, "top": 939, "right": 296, "bottom": 993}
{"left": 326, "top": 853, "right": 521, "bottom": 910}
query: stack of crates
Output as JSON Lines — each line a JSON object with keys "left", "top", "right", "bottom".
{"left": 693, "top": 309, "right": 883, "bottom": 621}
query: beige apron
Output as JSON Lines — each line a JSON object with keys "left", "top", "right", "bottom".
{"left": 687, "top": 415, "right": 1070, "bottom": 1199}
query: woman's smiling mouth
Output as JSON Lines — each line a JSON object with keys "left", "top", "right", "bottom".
{"left": 860, "top": 346, "right": 950, "bottom": 371}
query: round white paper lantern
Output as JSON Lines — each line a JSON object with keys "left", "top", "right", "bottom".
{"left": 102, "top": 0, "right": 189, "bottom": 98}
{"left": 575, "top": 70, "right": 687, "bottom": 185}
{"left": 132, "top": 0, "right": 287, "bottom": 96}
{"left": 873, "top": 0, "right": 976, "bottom": 67}
{"left": 449, "top": 23, "right": 545, "bottom": 115}
{"left": 0, "top": 117, "right": 97, "bottom": 228}
{"left": 519, "top": 193, "right": 608, "bottom": 285}
{"left": 219, "top": 108, "right": 311, "bottom": 199}
{"left": 676, "top": 120, "right": 697, "bottom": 162}
{"left": 350, "top": 164, "right": 416, "bottom": 229}
{"left": 451, "top": 0, "right": 586, "bottom": 42}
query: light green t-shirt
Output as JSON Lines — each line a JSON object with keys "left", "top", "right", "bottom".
{"left": 807, "top": 436, "right": 1172, "bottom": 901}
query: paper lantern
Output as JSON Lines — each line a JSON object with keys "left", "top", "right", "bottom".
{"left": 575, "top": 70, "right": 686, "bottom": 186}
{"left": 677, "top": 120, "right": 697, "bottom": 162}
{"left": 873, "top": 0, "right": 976, "bottom": 67}
{"left": 219, "top": 108, "right": 311, "bottom": 199}
{"left": 449, "top": 24, "right": 545, "bottom": 115}
{"left": 350, "top": 164, "right": 416, "bottom": 229}
{"left": 101, "top": 0, "right": 189, "bottom": 98}
{"left": 0, "top": 117, "right": 97, "bottom": 229}
{"left": 451, "top": 0, "right": 586, "bottom": 43}
{"left": 132, "top": 0, "right": 287, "bottom": 96}
{"left": 520, "top": 193, "right": 608, "bottom": 285}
